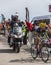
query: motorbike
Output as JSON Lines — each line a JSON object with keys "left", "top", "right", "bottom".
{"left": 8, "top": 25, "right": 22, "bottom": 53}
{"left": 12, "top": 33, "right": 22, "bottom": 53}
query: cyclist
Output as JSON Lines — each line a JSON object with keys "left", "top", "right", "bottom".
{"left": 35, "top": 22, "right": 48, "bottom": 49}
{"left": 48, "top": 24, "right": 51, "bottom": 38}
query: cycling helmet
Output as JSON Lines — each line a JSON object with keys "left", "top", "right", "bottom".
{"left": 39, "top": 23, "right": 46, "bottom": 28}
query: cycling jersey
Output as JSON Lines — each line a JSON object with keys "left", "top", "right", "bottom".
{"left": 36, "top": 27, "right": 47, "bottom": 37}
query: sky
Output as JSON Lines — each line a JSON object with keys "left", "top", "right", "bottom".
{"left": 0, "top": 0, "right": 51, "bottom": 21}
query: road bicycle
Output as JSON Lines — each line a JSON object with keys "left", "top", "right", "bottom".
{"left": 31, "top": 35, "right": 49, "bottom": 63}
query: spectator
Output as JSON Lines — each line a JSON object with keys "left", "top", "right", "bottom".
{"left": 22, "top": 22, "right": 27, "bottom": 45}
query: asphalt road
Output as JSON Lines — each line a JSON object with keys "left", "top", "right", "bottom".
{"left": 0, "top": 35, "right": 51, "bottom": 65}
